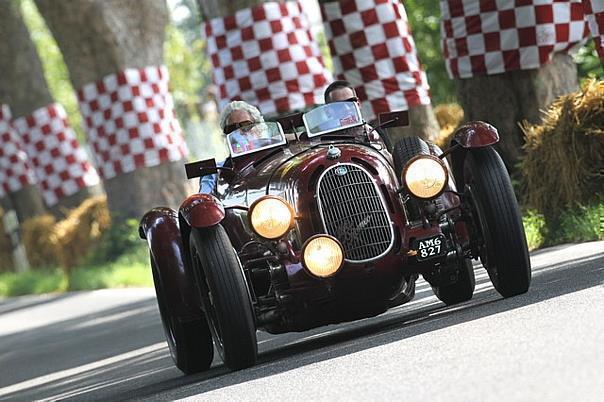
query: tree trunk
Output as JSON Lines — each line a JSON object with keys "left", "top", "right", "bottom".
{"left": 0, "top": 2, "right": 48, "bottom": 221}
{"left": 36, "top": 0, "right": 190, "bottom": 221}
{"left": 388, "top": 105, "right": 441, "bottom": 145}
{"left": 0, "top": 1, "right": 101, "bottom": 218}
{"left": 455, "top": 53, "right": 579, "bottom": 171}
{"left": 198, "top": 0, "right": 270, "bottom": 19}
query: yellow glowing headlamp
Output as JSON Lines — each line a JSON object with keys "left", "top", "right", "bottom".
{"left": 249, "top": 196, "right": 295, "bottom": 239}
{"left": 402, "top": 155, "right": 448, "bottom": 200}
{"left": 302, "top": 235, "right": 344, "bottom": 278}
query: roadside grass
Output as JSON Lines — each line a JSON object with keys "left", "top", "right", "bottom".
{"left": 0, "top": 244, "right": 151, "bottom": 298}
{"left": 68, "top": 246, "right": 152, "bottom": 291}
{"left": 1, "top": 203, "right": 601, "bottom": 298}
{"left": 523, "top": 210, "right": 547, "bottom": 251}
{"left": 522, "top": 202, "right": 603, "bottom": 250}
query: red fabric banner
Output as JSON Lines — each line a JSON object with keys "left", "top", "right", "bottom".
{"left": 321, "top": 0, "right": 432, "bottom": 121}
{"left": 77, "top": 66, "right": 188, "bottom": 180}
{"left": 13, "top": 104, "right": 100, "bottom": 206}
{"left": 440, "top": 0, "right": 592, "bottom": 78}
{"left": 0, "top": 104, "right": 37, "bottom": 199}
{"left": 202, "top": 0, "right": 333, "bottom": 115}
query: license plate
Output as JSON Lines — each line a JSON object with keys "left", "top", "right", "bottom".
{"left": 416, "top": 234, "right": 446, "bottom": 261}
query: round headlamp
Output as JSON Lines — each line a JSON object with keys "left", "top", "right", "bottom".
{"left": 249, "top": 196, "right": 294, "bottom": 239}
{"left": 302, "top": 235, "right": 344, "bottom": 278}
{"left": 403, "top": 155, "right": 448, "bottom": 200}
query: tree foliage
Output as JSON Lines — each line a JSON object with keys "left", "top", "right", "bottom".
{"left": 404, "top": 0, "right": 456, "bottom": 105}
{"left": 20, "top": 0, "right": 85, "bottom": 142}
{"left": 575, "top": 40, "right": 604, "bottom": 81}
{"left": 164, "top": 23, "right": 209, "bottom": 122}
{"left": 165, "top": 0, "right": 214, "bottom": 122}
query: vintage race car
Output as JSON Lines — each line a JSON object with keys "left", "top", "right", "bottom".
{"left": 140, "top": 101, "right": 531, "bottom": 374}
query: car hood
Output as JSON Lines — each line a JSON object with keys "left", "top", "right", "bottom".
{"left": 222, "top": 141, "right": 397, "bottom": 211}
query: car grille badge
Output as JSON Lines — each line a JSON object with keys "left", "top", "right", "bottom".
{"left": 335, "top": 166, "right": 348, "bottom": 176}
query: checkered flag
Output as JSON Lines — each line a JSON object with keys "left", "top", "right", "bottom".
{"left": 0, "top": 104, "right": 37, "bottom": 199}
{"left": 12, "top": 104, "right": 101, "bottom": 207}
{"left": 582, "top": 0, "right": 604, "bottom": 59}
{"left": 440, "top": 0, "right": 592, "bottom": 78}
{"left": 321, "top": 0, "right": 432, "bottom": 121}
{"left": 77, "top": 66, "right": 189, "bottom": 180}
{"left": 202, "top": 0, "right": 333, "bottom": 115}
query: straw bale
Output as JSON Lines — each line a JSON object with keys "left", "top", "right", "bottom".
{"left": 21, "top": 215, "right": 59, "bottom": 268}
{"left": 19, "top": 196, "right": 111, "bottom": 271}
{"left": 51, "top": 196, "right": 110, "bottom": 273}
{"left": 434, "top": 103, "right": 464, "bottom": 149}
{"left": 521, "top": 79, "right": 604, "bottom": 215}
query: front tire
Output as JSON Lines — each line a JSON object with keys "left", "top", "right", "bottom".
{"left": 190, "top": 225, "right": 257, "bottom": 370}
{"left": 464, "top": 147, "right": 531, "bottom": 297}
{"left": 431, "top": 258, "right": 475, "bottom": 305}
{"left": 393, "top": 136, "right": 430, "bottom": 173}
{"left": 151, "top": 257, "right": 214, "bottom": 374}
{"left": 393, "top": 137, "right": 430, "bottom": 221}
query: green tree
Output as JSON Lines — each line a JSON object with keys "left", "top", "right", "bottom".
{"left": 575, "top": 40, "right": 604, "bottom": 81}
{"left": 164, "top": 23, "right": 209, "bottom": 123}
{"left": 404, "top": 0, "right": 456, "bottom": 105}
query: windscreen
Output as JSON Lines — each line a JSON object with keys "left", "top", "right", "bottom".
{"left": 226, "top": 121, "right": 286, "bottom": 158}
{"left": 303, "top": 102, "right": 363, "bottom": 137}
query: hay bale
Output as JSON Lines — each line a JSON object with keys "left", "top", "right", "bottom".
{"left": 434, "top": 103, "right": 464, "bottom": 149}
{"left": 521, "top": 79, "right": 604, "bottom": 215}
{"left": 51, "top": 196, "right": 110, "bottom": 273}
{"left": 20, "top": 196, "right": 111, "bottom": 271}
{"left": 21, "top": 215, "right": 59, "bottom": 268}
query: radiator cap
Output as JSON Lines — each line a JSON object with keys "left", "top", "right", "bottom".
{"left": 327, "top": 145, "right": 341, "bottom": 160}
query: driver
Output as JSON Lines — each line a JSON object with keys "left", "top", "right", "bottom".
{"left": 324, "top": 80, "right": 360, "bottom": 105}
{"left": 324, "top": 80, "right": 392, "bottom": 151}
{"left": 199, "top": 100, "right": 265, "bottom": 194}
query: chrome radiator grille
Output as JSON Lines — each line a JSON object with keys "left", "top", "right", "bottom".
{"left": 317, "top": 164, "right": 393, "bottom": 262}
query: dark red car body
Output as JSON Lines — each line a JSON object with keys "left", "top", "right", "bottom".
{"left": 140, "top": 114, "right": 530, "bottom": 373}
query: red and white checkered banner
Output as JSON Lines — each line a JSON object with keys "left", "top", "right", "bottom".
{"left": 0, "top": 105, "right": 37, "bottom": 199}
{"left": 201, "top": 1, "right": 333, "bottom": 115}
{"left": 440, "top": 0, "right": 592, "bottom": 78}
{"left": 12, "top": 104, "right": 101, "bottom": 207}
{"left": 77, "top": 66, "right": 188, "bottom": 180}
{"left": 583, "top": 0, "right": 604, "bottom": 59}
{"left": 321, "top": 0, "right": 431, "bottom": 121}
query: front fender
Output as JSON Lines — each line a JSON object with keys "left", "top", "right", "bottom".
{"left": 449, "top": 121, "right": 500, "bottom": 187}
{"left": 139, "top": 207, "right": 202, "bottom": 317}
{"left": 452, "top": 121, "right": 499, "bottom": 149}
{"left": 179, "top": 193, "right": 225, "bottom": 228}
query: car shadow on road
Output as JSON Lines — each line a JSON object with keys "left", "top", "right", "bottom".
{"left": 124, "top": 252, "right": 603, "bottom": 401}
{"left": 1, "top": 252, "right": 601, "bottom": 401}
{"left": 0, "top": 298, "right": 165, "bottom": 389}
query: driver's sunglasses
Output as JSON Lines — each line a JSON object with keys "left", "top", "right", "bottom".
{"left": 344, "top": 97, "right": 359, "bottom": 103}
{"left": 224, "top": 120, "right": 254, "bottom": 134}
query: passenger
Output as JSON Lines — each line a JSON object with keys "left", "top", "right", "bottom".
{"left": 199, "top": 100, "right": 265, "bottom": 194}
{"left": 323, "top": 80, "right": 392, "bottom": 151}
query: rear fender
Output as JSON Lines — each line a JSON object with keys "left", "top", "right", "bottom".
{"left": 139, "top": 207, "right": 201, "bottom": 317}
{"left": 179, "top": 193, "right": 225, "bottom": 228}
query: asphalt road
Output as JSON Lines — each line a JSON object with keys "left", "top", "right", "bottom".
{"left": 0, "top": 241, "right": 602, "bottom": 401}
